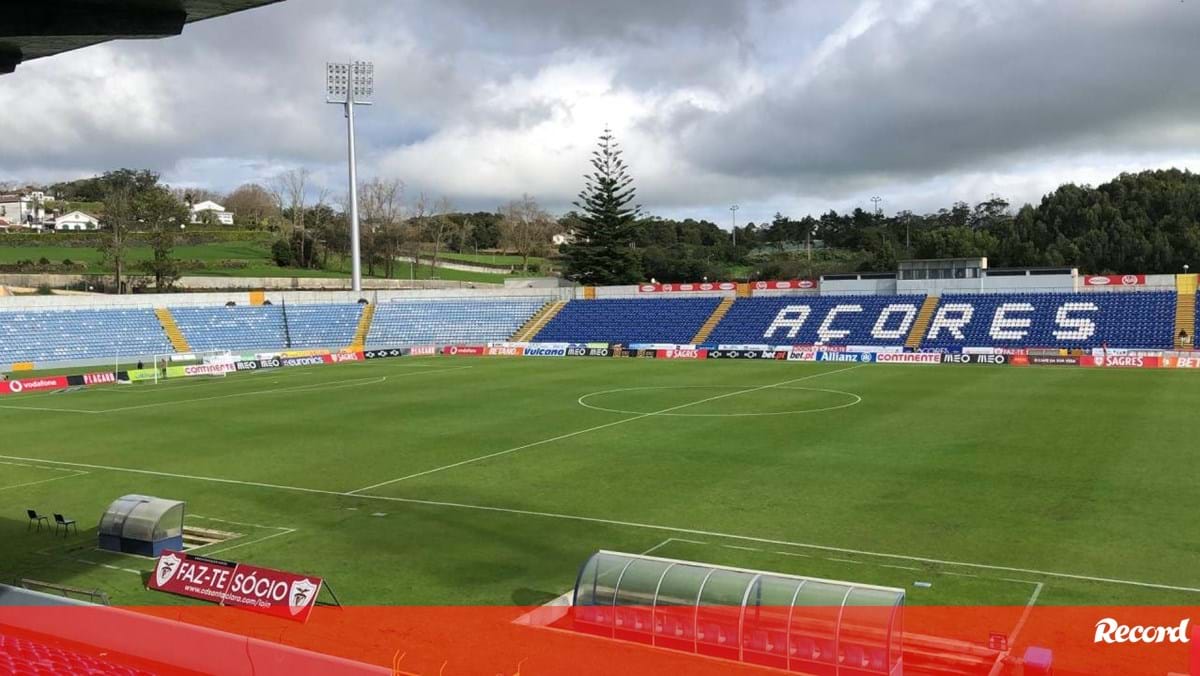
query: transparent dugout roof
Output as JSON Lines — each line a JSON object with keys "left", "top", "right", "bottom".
{"left": 574, "top": 550, "right": 904, "bottom": 675}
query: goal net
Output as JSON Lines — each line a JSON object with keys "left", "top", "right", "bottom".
{"left": 151, "top": 350, "right": 235, "bottom": 384}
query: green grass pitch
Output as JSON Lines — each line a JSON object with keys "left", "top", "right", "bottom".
{"left": 3, "top": 357, "right": 1199, "bottom": 611}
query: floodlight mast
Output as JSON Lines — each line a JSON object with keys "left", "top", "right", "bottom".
{"left": 326, "top": 61, "right": 374, "bottom": 292}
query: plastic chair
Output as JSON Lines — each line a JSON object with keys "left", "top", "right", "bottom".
{"left": 53, "top": 513, "right": 77, "bottom": 537}
{"left": 27, "top": 509, "right": 49, "bottom": 532}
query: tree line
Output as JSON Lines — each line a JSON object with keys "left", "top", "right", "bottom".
{"left": 39, "top": 140, "right": 1200, "bottom": 291}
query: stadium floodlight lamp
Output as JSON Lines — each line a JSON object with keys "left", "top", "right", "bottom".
{"left": 326, "top": 60, "right": 374, "bottom": 292}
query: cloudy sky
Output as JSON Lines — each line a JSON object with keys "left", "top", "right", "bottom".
{"left": 2, "top": 0, "right": 1200, "bottom": 225}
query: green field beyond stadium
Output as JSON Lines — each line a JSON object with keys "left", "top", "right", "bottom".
{"left": 3, "top": 357, "right": 1199, "bottom": 611}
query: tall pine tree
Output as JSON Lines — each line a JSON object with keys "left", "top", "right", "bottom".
{"left": 562, "top": 128, "right": 642, "bottom": 284}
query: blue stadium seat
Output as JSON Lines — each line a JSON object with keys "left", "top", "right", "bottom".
{"left": 921, "top": 292, "right": 1175, "bottom": 350}
{"left": 281, "top": 304, "right": 363, "bottom": 348}
{"left": 706, "top": 295, "right": 926, "bottom": 347}
{"left": 171, "top": 305, "right": 285, "bottom": 351}
{"left": 0, "top": 308, "right": 171, "bottom": 364}
{"left": 172, "top": 303, "right": 363, "bottom": 352}
{"left": 533, "top": 297, "right": 721, "bottom": 344}
{"left": 366, "top": 298, "right": 549, "bottom": 347}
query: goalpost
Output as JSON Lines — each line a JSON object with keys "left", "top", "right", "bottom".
{"left": 150, "top": 350, "right": 235, "bottom": 384}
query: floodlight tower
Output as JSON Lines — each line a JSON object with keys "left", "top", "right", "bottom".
{"left": 326, "top": 61, "right": 374, "bottom": 292}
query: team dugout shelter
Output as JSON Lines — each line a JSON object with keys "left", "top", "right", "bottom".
{"left": 573, "top": 550, "right": 904, "bottom": 675}
{"left": 98, "top": 494, "right": 186, "bottom": 556}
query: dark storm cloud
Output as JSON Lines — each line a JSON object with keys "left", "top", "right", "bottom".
{"left": 2, "top": 0, "right": 1200, "bottom": 222}
{"left": 679, "top": 2, "right": 1200, "bottom": 181}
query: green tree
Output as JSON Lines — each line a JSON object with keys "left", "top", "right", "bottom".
{"left": 561, "top": 128, "right": 642, "bottom": 284}
{"left": 98, "top": 186, "right": 133, "bottom": 294}
{"left": 135, "top": 187, "right": 188, "bottom": 291}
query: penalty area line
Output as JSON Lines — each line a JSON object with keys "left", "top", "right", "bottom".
{"left": 1, "top": 452, "right": 1196, "bottom": 596}
{"left": 347, "top": 363, "right": 867, "bottom": 494}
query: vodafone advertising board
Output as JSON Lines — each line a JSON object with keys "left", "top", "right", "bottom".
{"left": 148, "top": 550, "right": 324, "bottom": 623}
{"left": 1083, "top": 274, "right": 1146, "bottom": 287}
{"left": 1, "top": 376, "right": 68, "bottom": 396}
{"left": 442, "top": 345, "right": 486, "bottom": 356}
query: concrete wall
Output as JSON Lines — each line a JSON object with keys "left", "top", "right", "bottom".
{"left": 0, "top": 273, "right": 496, "bottom": 292}
{"left": 0, "top": 286, "right": 571, "bottom": 312}
{"left": 820, "top": 277, "right": 900, "bottom": 295}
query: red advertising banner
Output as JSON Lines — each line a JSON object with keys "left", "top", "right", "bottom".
{"left": 1083, "top": 274, "right": 1146, "bottom": 286}
{"left": 322, "top": 351, "right": 364, "bottom": 364}
{"left": 638, "top": 282, "right": 737, "bottom": 293}
{"left": 409, "top": 345, "right": 437, "bottom": 356}
{"left": 82, "top": 371, "right": 117, "bottom": 385}
{"left": 442, "top": 345, "right": 486, "bottom": 356}
{"left": 1163, "top": 356, "right": 1200, "bottom": 368}
{"left": 875, "top": 352, "right": 942, "bottom": 364}
{"left": 751, "top": 279, "right": 818, "bottom": 291}
{"left": 148, "top": 551, "right": 323, "bottom": 623}
{"left": 1, "top": 376, "right": 68, "bottom": 396}
{"left": 656, "top": 349, "right": 709, "bottom": 360}
{"left": 1081, "top": 355, "right": 1161, "bottom": 368}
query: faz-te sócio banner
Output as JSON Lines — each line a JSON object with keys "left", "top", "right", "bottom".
{"left": 148, "top": 550, "right": 324, "bottom": 623}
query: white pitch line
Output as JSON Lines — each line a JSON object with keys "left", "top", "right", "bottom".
{"left": 0, "top": 471, "right": 89, "bottom": 492}
{"left": 188, "top": 515, "right": 293, "bottom": 531}
{"left": 1007, "top": 580, "right": 1044, "bottom": 646}
{"left": 199, "top": 528, "right": 298, "bottom": 556}
{"left": 5, "top": 452, "right": 1200, "bottom": 595}
{"left": 348, "top": 364, "right": 867, "bottom": 494}
{"left": 0, "top": 460, "right": 77, "bottom": 473}
{"left": 640, "top": 538, "right": 677, "bottom": 556}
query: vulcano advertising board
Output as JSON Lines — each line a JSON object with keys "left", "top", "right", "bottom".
{"left": 148, "top": 550, "right": 324, "bottom": 623}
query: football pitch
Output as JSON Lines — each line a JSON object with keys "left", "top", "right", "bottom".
{"left": 3, "top": 356, "right": 1200, "bottom": 614}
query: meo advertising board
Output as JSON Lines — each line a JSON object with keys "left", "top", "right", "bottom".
{"left": 149, "top": 550, "right": 324, "bottom": 623}
{"left": 942, "top": 353, "right": 1008, "bottom": 365}
{"left": 566, "top": 344, "right": 613, "bottom": 357}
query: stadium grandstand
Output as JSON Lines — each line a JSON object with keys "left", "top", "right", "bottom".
{"left": 3, "top": 263, "right": 1199, "bottom": 676}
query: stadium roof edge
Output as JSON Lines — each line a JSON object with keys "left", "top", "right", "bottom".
{"left": 0, "top": 0, "right": 284, "bottom": 75}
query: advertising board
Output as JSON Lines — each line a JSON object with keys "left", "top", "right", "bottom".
{"left": 148, "top": 551, "right": 324, "bottom": 623}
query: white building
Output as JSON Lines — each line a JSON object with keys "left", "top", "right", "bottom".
{"left": 54, "top": 210, "right": 100, "bottom": 231}
{"left": 0, "top": 192, "right": 47, "bottom": 228}
{"left": 189, "top": 200, "right": 235, "bottom": 226}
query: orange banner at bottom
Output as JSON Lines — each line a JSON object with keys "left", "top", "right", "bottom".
{"left": 0, "top": 605, "right": 1196, "bottom": 675}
